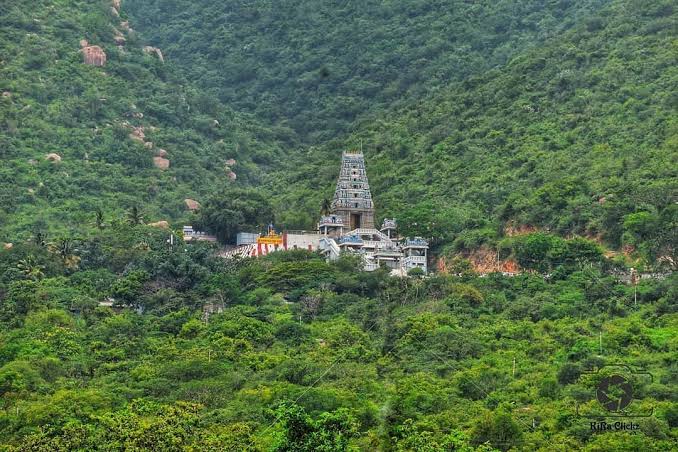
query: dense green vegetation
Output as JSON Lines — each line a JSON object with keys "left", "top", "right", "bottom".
{"left": 0, "top": 225, "right": 675, "bottom": 450}
{"left": 0, "top": 0, "right": 282, "bottom": 241}
{"left": 125, "top": 0, "right": 676, "bottom": 267}
{"left": 1, "top": 1, "right": 676, "bottom": 450}
{"left": 265, "top": 0, "right": 677, "bottom": 267}
{"left": 127, "top": 0, "right": 611, "bottom": 144}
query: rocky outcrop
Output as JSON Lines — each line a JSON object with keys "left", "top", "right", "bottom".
{"left": 155, "top": 149, "right": 168, "bottom": 158}
{"left": 439, "top": 247, "right": 520, "bottom": 275}
{"left": 153, "top": 156, "right": 170, "bottom": 170}
{"left": 114, "top": 34, "right": 126, "bottom": 46}
{"left": 143, "top": 46, "right": 164, "bottom": 63}
{"left": 112, "top": 0, "right": 121, "bottom": 12}
{"left": 225, "top": 158, "right": 236, "bottom": 166}
{"left": 45, "top": 153, "right": 62, "bottom": 163}
{"left": 129, "top": 126, "right": 145, "bottom": 142}
{"left": 80, "top": 40, "right": 106, "bottom": 67}
{"left": 148, "top": 220, "right": 169, "bottom": 229}
{"left": 3, "top": 243, "right": 13, "bottom": 250}
{"left": 227, "top": 170, "right": 237, "bottom": 181}
{"left": 503, "top": 222, "right": 537, "bottom": 237}
{"left": 184, "top": 199, "right": 201, "bottom": 211}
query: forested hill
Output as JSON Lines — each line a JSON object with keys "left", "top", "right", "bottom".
{"left": 124, "top": 0, "right": 676, "bottom": 266}
{"left": 268, "top": 0, "right": 677, "bottom": 266}
{"left": 126, "top": 0, "right": 612, "bottom": 144}
{"left": 0, "top": 0, "right": 282, "bottom": 240}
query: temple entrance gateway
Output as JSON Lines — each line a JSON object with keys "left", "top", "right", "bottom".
{"left": 351, "top": 213, "right": 362, "bottom": 230}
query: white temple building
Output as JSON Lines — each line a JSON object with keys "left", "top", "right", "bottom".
{"left": 205, "top": 150, "right": 429, "bottom": 274}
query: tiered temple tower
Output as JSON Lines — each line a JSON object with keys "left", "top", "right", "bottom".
{"left": 330, "top": 151, "right": 375, "bottom": 230}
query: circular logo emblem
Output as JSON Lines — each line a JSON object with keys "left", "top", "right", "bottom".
{"left": 596, "top": 374, "right": 633, "bottom": 411}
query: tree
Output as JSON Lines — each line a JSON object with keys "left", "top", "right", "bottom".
{"left": 471, "top": 409, "right": 523, "bottom": 451}
{"left": 272, "top": 402, "right": 359, "bottom": 452}
{"left": 320, "top": 198, "right": 332, "bottom": 216}
{"left": 127, "top": 206, "right": 144, "bottom": 226}
{"left": 198, "top": 188, "right": 273, "bottom": 243}
{"left": 16, "top": 256, "right": 45, "bottom": 281}
{"left": 94, "top": 208, "right": 105, "bottom": 230}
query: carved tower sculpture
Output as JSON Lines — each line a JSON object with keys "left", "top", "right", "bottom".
{"left": 331, "top": 151, "right": 375, "bottom": 230}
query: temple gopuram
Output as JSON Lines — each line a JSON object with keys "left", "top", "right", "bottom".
{"left": 204, "top": 150, "right": 429, "bottom": 275}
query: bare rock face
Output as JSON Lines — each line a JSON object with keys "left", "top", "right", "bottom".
{"left": 111, "top": 6, "right": 119, "bottom": 17}
{"left": 155, "top": 149, "right": 168, "bottom": 158}
{"left": 3, "top": 243, "right": 13, "bottom": 250}
{"left": 129, "top": 126, "right": 145, "bottom": 142}
{"left": 114, "top": 35, "right": 126, "bottom": 46}
{"left": 153, "top": 156, "right": 170, "bottom": 170}
{"left": 143, "top": 46, "right": 164, "bottom": 63}
{"left": 80, "top": 40, "right": 107, "bottom": 67}
{"left": 227, "top": 170, "right": 237, "bottom": 181}
{"left": 184, "top": 198, "right": 201, "bottom": 211}
{"left": 144, "top": 141, "right": 154, "bottom": 149}
{"left": 225, "top": 158, "right": 236, "bottom": 166}
{"left": 45, "top": 153, "right": 62, "bottom": 163}
{"left": 148, "top": 220, "right": 169, "bottom": 229}
{"left": 112, "top": 0, "right": 121, "bottom": 12}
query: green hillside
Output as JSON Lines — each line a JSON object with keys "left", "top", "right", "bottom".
{"left": 268, "top": 0, "right": 677, "bottom": 266}
{"left": 0, "top": 234, "right": 675, "bottom": 450}
{"left": 0, "top": 0, "right": 282, "bottom": 240}
{"left": 124, "top": 0, "right": 676, "bottom": 266}
{"left": 0, "top": 1, "right": 676, "bottom": 451}
{"left": 126, "top": 0, "right": 611, "bottom": 143}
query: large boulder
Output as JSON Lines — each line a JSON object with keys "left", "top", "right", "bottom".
{"left": 153, "top": 156, "right": 170, "bottom": 170}
{"left": 80, "top": 40, "right": 106, "bottom": 67}
{"left": 3, "top": 243, "right": 13, "bottom": 250}
{"left": 184, "top": 198, "right": 201, "bottom": 211}
{"left": 143, "top": 46, "right": 164, "bottom": 63}
{"left": 148, "top": 220, "right": 169, "bottom": 229}
{"left": 155, "top": 149, "right": 168, "bottom": 157}
{"left": 45, "top": 153, "right": 62, "bottom": 163}
{"left": 129, "top": 126, "right": 145, "bottom": 142}
{"left": 225, "top": 158, "right": 236, "bottom": 166}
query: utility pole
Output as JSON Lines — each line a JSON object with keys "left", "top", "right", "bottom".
{"left": 631, "top": 267, "right": 638, "bottom": 308}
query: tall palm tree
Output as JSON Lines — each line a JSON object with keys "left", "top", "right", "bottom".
{"left": 94, "top": 208, "right": 105, "bottom": 230}
{"left": 127, "top": 206, "right": 144, "bottom": 225}
{"left": 320, "top": 198, "right": 332, "bottom": 216}
{"left": 32, "top": 231, "right": 48, "bottom": 247}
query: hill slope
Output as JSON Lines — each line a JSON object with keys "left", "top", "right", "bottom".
{"left": 126, "top": 0, "right": 611, "bottom": 143}
{"left": 0, "top": 0, "right": 282, "bottom": 240}
{"left": 270, "top": 0, "right": 677, "bottom": 265}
